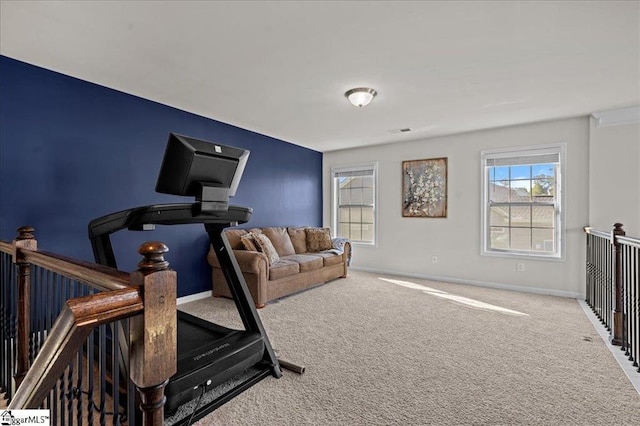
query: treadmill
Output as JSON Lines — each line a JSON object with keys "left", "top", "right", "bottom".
{"left": 88, "top": 133, "right": 282, "bottom": 421}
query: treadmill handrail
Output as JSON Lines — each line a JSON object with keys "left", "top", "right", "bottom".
{"left": 88, "top": 203, "right": 252, "bottom": 238}
{"left": 88, "top": 203, "right": 252, "bottom": 268}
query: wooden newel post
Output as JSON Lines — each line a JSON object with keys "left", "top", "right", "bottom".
{"left": 12, "top": 226, "right": 37, "bottom": 388}
{"left": 610, "top": 223, "right": 625, "bottom": 346}
{"left": 129, "top": 241, "right": 177, "bottom": 425}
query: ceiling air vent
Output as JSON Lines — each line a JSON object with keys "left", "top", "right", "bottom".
{"left": 388, "top": 128, "right": 412, "bottom": 134}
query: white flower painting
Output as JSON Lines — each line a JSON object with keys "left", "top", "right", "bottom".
{"left": 402, "top": 158, "right": 447, "bottom": 218}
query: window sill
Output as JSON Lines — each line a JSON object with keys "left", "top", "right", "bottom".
{"left": 481, "top": 249, "right": 565, "bottom": 262}
{"left": 351, "top": 240, "right": 377, "bottom": 248}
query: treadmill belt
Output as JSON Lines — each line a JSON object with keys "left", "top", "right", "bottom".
{"left": 177, "top": 314, "right": 234, "bottom": 347}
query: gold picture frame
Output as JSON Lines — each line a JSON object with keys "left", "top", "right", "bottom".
{"left": 402, "top": 157, "right": 448, "bottom": 218}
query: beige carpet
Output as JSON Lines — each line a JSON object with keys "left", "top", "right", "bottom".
{"left": 178, "top": 270, "right": 640, "bottom": 425}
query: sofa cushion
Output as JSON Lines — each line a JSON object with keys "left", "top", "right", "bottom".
{"left": 287, "top": 227, "right": 308, "bottom": 254}
{"left": 254, "top": 233, "right": 280, "bottom": 265}
{"left": 262, "top": 227, "right": 296, "bottom": 256}
{"left": 240, "top": 233, "right": 259, "bottom": 251}
{"left": 313, "top": 251, "right": 343, "bottom": 267}
{"left": 269, "top": 259, "right": 300, "bottom": 280}
{"left": 306, "top": 227, "right": 332, "bottom": 252}
{"left": 282, "top": 254, "right": 323, "bottom": 272}
{"left": 224, "top": 229, "right": 249, "bottom": 250}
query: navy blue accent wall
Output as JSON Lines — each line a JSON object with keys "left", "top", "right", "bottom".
{"left": 0, "top": 56, "right": 322, "bottom": 297}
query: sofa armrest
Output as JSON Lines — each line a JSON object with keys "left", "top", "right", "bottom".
{"left": 329, "top": 238, "right": 351, "bottom": 266}
{"left": 208, "top": 247, "right": 269, "bottom": 275}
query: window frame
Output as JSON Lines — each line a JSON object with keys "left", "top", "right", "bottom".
{"left": 480, "top": 144, "right": 566, "bottom": 260}
{"left": 331, "top": 162, "right": 378, "bottom": 246}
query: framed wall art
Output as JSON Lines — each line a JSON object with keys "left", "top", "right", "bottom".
{"left": 402, "top": 157, "right": 447, "bottom": 218}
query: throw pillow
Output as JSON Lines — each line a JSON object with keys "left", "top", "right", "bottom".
{"left": 287, "top": 227, "right": 308, "bottom": 253}
{"left": 240, "top": 233, "right": 259, "bottom": 251}
{"left": 262, "top": 227, "right": 296, "bottom": 256}
{"left": 306, "top": 227, "right": 332, "bottom": 252}
{"left": 224, "top": 229, "right": 249, "bottom": 250}
{"left": 253, "top": 233, "right": 280, "bottom": 265}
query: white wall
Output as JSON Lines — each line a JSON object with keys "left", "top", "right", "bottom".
{"left": 323, "top": 117, "right": 589, "bottom": 298}
{"left": 588, "top": 113, "right": 640, "bottom": 236}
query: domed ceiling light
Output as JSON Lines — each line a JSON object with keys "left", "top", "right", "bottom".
{"left": 344, "top": 87, "right": 377, "bottom": 107}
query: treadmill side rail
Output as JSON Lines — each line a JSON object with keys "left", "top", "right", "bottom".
{"left": 206, "top": 223, "right": 283, "bottom": 380}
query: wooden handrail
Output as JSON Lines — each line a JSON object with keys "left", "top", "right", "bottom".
{"left": 583, "top": 226, "right": 612, "bottom": 240}
{"left": 617, "top": 235, "right": 640, "bottom": 249}
{"left": 0, "top": 240, "right": 14, "bottom": 253}
{"left": 583, "top": 225, "right": 640, "bottom": 248}
{"left": 18, "top": 248, "right": 130, "bottom": 292}
{"left": 1, "top": 242, "right": 130, "bottom": 292}
{"left": 8, "top": 288, "right": 144, "bottom": 408}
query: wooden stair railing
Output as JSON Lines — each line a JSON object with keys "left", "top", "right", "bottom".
{"left": 0, "top": 226, "right": 177, "bottom": 424}
{"left": 584, "top": 223, "right": 640, "bottom": 375}
{"left": 8, "top": 287, "right": 143, "bottom": 408}
{"left": 617, "top": 234, "right": 640, "bottom": 374}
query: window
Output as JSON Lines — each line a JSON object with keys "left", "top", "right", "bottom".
{"left": 481, "top": 145, "right": 564, "bottom": 258}
{"left": 331, "top": 163, "right": 377, "bottom": 244}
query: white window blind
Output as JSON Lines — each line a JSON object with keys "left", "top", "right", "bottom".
{"left": 485, "top": 152, "right": 560, "bottom": 167}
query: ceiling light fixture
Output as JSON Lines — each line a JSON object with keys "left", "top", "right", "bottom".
{"left": 345, "top": 87, "right": 377, "bottom": 107}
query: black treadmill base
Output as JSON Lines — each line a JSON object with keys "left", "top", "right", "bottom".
{"left": 164, "top": 311, "right": 265, "bottom": 414}
{"left": 165, "top": 366, "right": 272, "bottom": 426}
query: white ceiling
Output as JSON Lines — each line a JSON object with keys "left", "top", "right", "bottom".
{"left": 1, "top": 1, "right": 639, "bottom": 152}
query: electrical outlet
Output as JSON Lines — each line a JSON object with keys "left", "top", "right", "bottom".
{"left": 516, "top": 263, "right": 525, "bottom": 272}
{"left": 432, "top": 256, "right": 438, "bottom": 263}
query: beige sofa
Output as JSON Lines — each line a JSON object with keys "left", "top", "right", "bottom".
{"left": 207, "top": 226, "right": 351, "bottom": 308}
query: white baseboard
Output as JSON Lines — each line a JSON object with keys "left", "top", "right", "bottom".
{"left": 578, "top": 299, "right": 640, "bottom": 395}
{"left": 350, "top": 266, "right": 583, "bottom": 299}
{"left": 177, "top": 290, "right": 212, "bottom": 305}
